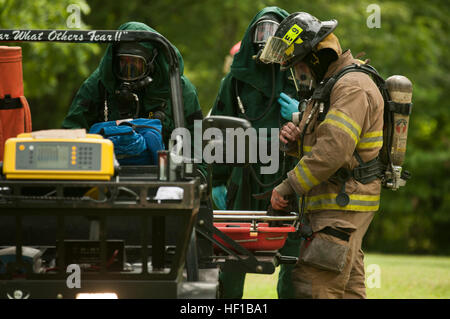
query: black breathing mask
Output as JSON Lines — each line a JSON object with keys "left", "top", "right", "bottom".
{"left": 297, "top": 77, "right": 315, "bottom": 100}
{"left": 290, "top": 63, "right": 317, "bottom": 107}
{"left": 115, "top": 78, "right": 153, "bottom": 119}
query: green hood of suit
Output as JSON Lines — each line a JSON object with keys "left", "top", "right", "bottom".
{"left": 230, "top": 6, "right": 290, "bottom": 95}
{"left": 62, "top": 21, "right": 203, "bottom": 151}
{"left": 210, "top": 7, "right": 299, "bottom": 210}
{"left": 98, "top": 21, "right": 184, "bottom": 99}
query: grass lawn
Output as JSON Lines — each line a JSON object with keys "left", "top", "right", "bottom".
{"left": 242, "top": 253, "right": 450, "bottom": 299}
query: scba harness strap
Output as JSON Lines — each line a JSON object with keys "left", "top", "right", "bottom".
{"left": 312, "top": 63, "right": 387, "bottom": 121}
{"left": 331, "top": 152, "right": 385, "bottom": 186}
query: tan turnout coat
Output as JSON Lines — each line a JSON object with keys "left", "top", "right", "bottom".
{"left": 276, "top": 50, "right": 384, "bottom": 213}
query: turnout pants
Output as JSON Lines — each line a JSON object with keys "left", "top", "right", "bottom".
{"left": 292, "top": 210, "right": 375, "bottom": 299}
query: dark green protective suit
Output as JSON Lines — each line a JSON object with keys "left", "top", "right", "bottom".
{"left": 62, "top": 22, "right": 203, "bottom": 147}
{"left": 210, "top": 7, "right": 302, "bottom": 299}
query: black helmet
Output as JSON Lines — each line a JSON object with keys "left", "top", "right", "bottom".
{"left": 260, "top": 12, "right": 337, "bottom": 69}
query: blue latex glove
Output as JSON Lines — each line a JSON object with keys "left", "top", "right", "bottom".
{"left": 278, "top": 92, "right": 299, "bottom": 121}
{"left": 212, "top": 185, "right": 227, "bottom": 210}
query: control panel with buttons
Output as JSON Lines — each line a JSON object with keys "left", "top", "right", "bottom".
{"left": 2, "top": 134, "right": 115, "bottom": 180}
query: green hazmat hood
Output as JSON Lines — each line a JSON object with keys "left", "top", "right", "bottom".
{"left": 97, "top": 21, "right": 185, "bottom": 98}
{"left": 230, "top": 6, "right": 290, "bottom": 95}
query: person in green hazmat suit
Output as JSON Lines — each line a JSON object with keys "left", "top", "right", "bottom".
{"left": 62, "top": 22, "right": 203, "bottom": 149}
{"left": 210, "top": 7, "right": 304, "bottom": 299}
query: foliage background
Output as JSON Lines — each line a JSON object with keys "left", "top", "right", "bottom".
{"left": 1, "top": 0, "right": 449, "bottom": 254}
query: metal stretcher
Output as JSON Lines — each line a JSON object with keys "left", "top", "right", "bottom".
{"left": 191, "top": 210, "right": 299, "bottom": 277}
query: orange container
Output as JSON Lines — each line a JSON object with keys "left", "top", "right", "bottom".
{"left": 0, "top": 46, "right": 32, "bottom": 161}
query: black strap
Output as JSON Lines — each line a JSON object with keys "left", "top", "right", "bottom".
{"left": 99, "top": 128, "right": 133, "bottom": 137}
{"left": 352, "top": 156, "right": 385, "bottom": 184}
{"left": 319, "top": 226, "right": 351, "bottom": 242}
{"left": 232, "top": 64, "right": 276, "bottom": 123}
{"left": 0, "top": 95, "right": 22, "bottom": 110}
{"left": 225, "top": 182, "right": 239, "bottom": 210}
{"left": 331, "top": 155, "right": 384, "bottom": 185}
{"left": 352, "top": 151, "right": 383, "bottom": 183}
{"left": 312, "top": 63, "right": 386, "bottom": 107}
{"left": 388, "top": 101, "right": 413, "bottom": 115}
{"left": 119, "top": 122, "right": 162, "bottom": 134}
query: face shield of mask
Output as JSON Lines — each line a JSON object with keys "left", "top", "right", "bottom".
{"left": 253, "top": 20, "right": 280, "bottom": 47}
{"left": 116, "top": 54, "right": 149, "bottom": 82}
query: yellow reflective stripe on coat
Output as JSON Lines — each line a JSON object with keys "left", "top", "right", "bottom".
{"left": 321, "top": 109, "right": 361, "bottom": 145}
{"left": 294, "top": 160, "right": 320, "bottom": 192}
{"left": 357, "top": 131, "right": 383, "bottom": 149}
{"left": 303, "top": 145, "right": 312, "bottom": 156}
{"left": 306, "top": 193, "right": 380, "bottom": 211}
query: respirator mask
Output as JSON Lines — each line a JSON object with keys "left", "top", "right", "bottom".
{"left": 113, "top": 43, "right": 157, "bottom": 119}
{"left": 291, "top": 61, "right": 317, "bottom": 110}
{"left": 253, "top": 17, "right": 280, "bottom": 63}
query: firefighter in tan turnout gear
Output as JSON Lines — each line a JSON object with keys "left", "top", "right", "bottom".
{"left": 262, "top": 12, "right": 385, "bottom": 298}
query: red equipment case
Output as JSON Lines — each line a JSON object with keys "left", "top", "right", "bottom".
{"left": 213, "top": 222, "right": 295, "bottom": 252}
